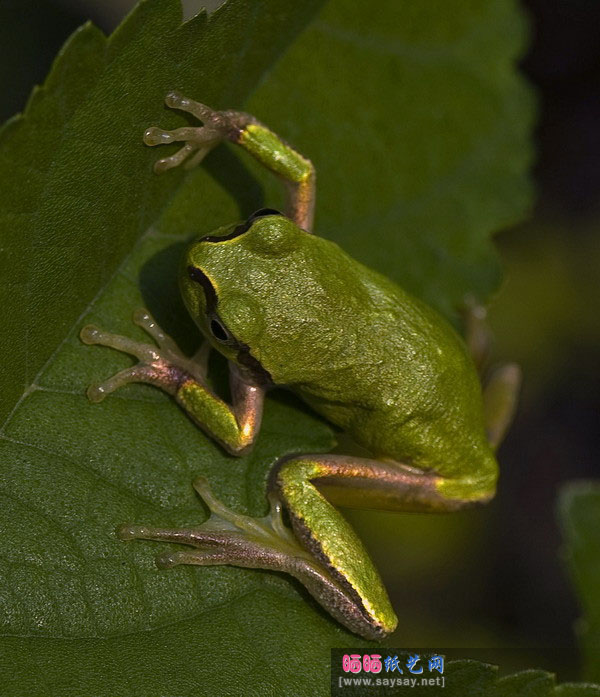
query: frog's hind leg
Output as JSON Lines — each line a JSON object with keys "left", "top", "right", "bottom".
{"left": 482, "top": 363, "right": 521, "bottom": 449}
{"left": 117, "top": 476, "right": 390, "bottom": 640}
{"left": 461, "top": 300, "right": 521, "bottom": 448}
{"left": 462, "top": 300, "right": 493, "bottom": 373}
{"left": 117, "top": 452, "right": 492, "bottom": 638}
{"left": 270, "top": 453, "right": 490, "bottom": 633}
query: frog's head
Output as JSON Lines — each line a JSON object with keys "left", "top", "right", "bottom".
{"left": 180, "top": 209, "right": 367, "bottom": 385}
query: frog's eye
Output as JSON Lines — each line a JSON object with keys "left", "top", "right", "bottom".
{"left": 209, "top": 317, "right": 230, "bottom": 342}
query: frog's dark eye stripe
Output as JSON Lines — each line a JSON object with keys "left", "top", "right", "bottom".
{"left": 200, "top": 224, "right": 247, "bottom": 243}
{"left": 187, "top": 265, "right": 217, "bottom": 312}
{"left": 187, "top": 266, "right": 236, "bottom": 345}
{"left": 200, "top": 208, "right": 284, "bottom": 243}
{"left": 245, "top": 208, "right": 283, "bottom": 225}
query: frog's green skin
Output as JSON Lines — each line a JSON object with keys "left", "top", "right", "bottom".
{"left": 80, "top": 92, "right": 520, "bottom": 640}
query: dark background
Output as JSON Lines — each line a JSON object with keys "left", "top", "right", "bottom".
{"left": 2, "top": 0, "right": 598, "bottom": 681}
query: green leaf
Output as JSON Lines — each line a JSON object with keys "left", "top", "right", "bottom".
{"left": 4, "top": 645, "right": 600, "bottom": 697}
{"left": 559, "top": 482, "right": 600, "bottom": 682}
{"left": 0, "top": 0, "right": 542, "bottom": 693}
{"left": 412, "top": 661, "right": 599, "bottom": 696}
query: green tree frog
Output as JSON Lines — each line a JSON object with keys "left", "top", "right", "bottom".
{"left": 80, "top": 92, "right": 520, "bottom": 640}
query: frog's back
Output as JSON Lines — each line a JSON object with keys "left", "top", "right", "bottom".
{"left": 286, "top": 242, "right": 494, "bottom": 482}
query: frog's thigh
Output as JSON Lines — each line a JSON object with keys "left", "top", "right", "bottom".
{"left": 274, "top": 453, "right": 492, "bottom": 520}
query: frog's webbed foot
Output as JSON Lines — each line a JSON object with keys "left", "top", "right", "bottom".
{"left": 117, "top": 476, "right": 389, "bottom": 640}
{"left": 80, "top": 308, "right": 209, "bottom": 402}
{"left": 118, "top": 477, "right": 311, "bottom": 575}
{"left": 143, "top": 91, "right": 252, "bottom": 173}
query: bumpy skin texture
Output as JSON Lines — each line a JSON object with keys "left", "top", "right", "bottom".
{"left": 182, "top": 215, "right": 497, "bottom": 502}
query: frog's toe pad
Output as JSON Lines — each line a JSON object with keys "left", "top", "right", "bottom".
{"left": 165, "top": 90, "right": 186, "bottom": 109}
{"left": 80, "top": 324, "right": 103, "bottom": 345}
{"left": 116, "top": 524, "right": 149, "bottom": 540}
{"left": 86, "top": 383, "right": 107, "bottom": 403}
{"left": 143, "top": 127, "right": 175, "bottom": 146}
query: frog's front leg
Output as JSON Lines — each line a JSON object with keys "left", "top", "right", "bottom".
{"left": 143, "top": 92, "right": 316, "bottom": 231}
{"left": 80, "top": 310, "right": 265, "bottom": 455}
